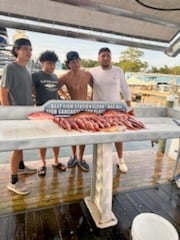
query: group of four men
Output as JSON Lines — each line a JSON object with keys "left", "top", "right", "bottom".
{"left": 0, "top": 38, "right": 131, "bottom": 195}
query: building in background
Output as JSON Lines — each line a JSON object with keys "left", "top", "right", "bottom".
{"left": 12, "top": 29, "right": 29, "bottom": 43}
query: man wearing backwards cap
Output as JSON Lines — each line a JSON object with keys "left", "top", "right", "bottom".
{"left": 0, "top": 38, "right": 37, "bottom": 195}
{"left": 66, "top": 51, "right": 80, "bottom": 64}
{"left": 58, "top": 51, "right": 91, "bottom": 172}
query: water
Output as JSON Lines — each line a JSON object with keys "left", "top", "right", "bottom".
{"left": 126, "top": 72, "right": 180, "bottom": 85}
{"left": 0, "top": 140, "right": 164, "bottom": 164}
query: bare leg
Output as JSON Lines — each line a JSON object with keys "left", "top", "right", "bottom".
{"left": 52, "top": 147, "right": 60, "bottom": 165}
{"left": 71, "top": 145, "right": 77, "bottom": 157}
{"left": 79, "top": 145, "right": 85, "bottom": 161}
{"left": 52, "top": 147, "right": 66, "bottom": 171}
{"left": 39, "top": 148, "right": 47, "bottom": 167}
{"left": 114, "top": 142, "right": 123, "bottom": 158}
{"left": 78, "top": 145, "right": 89, "bottom": 172}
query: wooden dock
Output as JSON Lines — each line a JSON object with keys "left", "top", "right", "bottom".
{"left": 130, "top": 88, "right": 180, "bottom": 108}
{"left": 130, "top": 89, "right": 169, "bottom": 106}
{"left": 0, "top": 149, "right": 179, "bottom": 239}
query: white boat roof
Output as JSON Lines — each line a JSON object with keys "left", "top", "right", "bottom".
{"left": 0, "top": 0, "right": 179, "bottom": 56}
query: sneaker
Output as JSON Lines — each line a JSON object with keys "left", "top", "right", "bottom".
{"left": 116, "top": 161, "right": 128, "bottom": 173}
{"left": 18, "top": 165, "right": 37, "bottom": 175}
{"left": 176, "top": 178, "right": 180, "bottom": 188}
{"left": 7, "top": 181, "right": 30, "bottom": 195}
{"left": 78, "top": 160, "right": 89, "bottom": 172}
{"left": 174, "top": 174, "right": 180, "bottom": 188}
{"left": 67, "top": 156, "right": 78, "bottom": 168}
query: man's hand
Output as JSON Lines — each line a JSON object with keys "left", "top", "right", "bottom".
{"left": 0, "top": 87, "right": 10, "bottom": 105}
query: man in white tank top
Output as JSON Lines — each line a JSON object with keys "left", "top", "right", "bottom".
{"left": 89, "top": 47, "right": 132, "bottom": 173}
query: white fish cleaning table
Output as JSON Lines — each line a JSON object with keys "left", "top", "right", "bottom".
{"left": 0, "top": 103, "right": 180, "bottom": 228}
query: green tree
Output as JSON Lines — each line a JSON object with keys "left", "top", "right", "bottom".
{"left": 80, "top": 59, "right": 98, "bottom": 68}
{"left": 158, "top": 65, "right": 171, "bottom": 74}
{"left": 148, "top": 65, "right": 180, "bottom": 74}
{"left": 148, "top": 66, "right": 159, "bottom": 73}
{"left": 62, "top": 62, "right": 67, "bottom": 69}
{"left": 118, "top": 47, "right": 148, "bottom": 72}
{"left": 171, "top": 66, "right": 180, "bottom": 75}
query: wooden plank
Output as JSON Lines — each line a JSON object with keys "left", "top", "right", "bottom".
{"left": 112, "top": 184, "right": 180, "bottom": 238}
{"left": 125, "top": 190, "right": 152, "bottom": 213}
{"left": 112, "top": 194, "right": 138, "bottom": 239}
{"left": 0, "top": 183, "right": 179, "bottom": 240}
{"left": 124, "top": 186, "right": 180, "bottom": 235}
{"left": 80, "top": 201, "right": 127, "bottom": 240}
{"left": 144, "top": 187, "right": 180, "bottom": 233}
{"left": 0, "top": 214, "right": 25, "bottom": 240}
{"left": 159, "top": 183, "right": 179, "bottom": 198}
{"left": 26, "top": 208, "right": 61, "bottom": 240}
{"left": 0, "top": 149, "right": 179, "bottom": 216}
{"left": 131, "top": 89, "right": 169, "bottom": 98}
{"left": 55, "top": 202, "right": 96, "bottom": 240}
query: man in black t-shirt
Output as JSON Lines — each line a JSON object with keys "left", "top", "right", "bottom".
{"left": 32, "top": 51, "right": 66, "bottom": 176}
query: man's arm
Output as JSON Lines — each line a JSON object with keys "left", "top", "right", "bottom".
{"left": 0, "top": 87, "right": 10, "bottom": 105}
{"left": 87, "top": 71, "right": 93, "bottom": 100}
{"left": 88, "top": 72, "right": 93, "bottom": 88}
{"left": 32, "top": 86, "right": 36, "bottom": 97}
{"left": 119, "top": 69, "right": 133, "bottom": 113}
{"left": 58, "top": 74, "right": 70, "bottom": 100}
{"left": 58, "top": 89, "right": 70, "bottom": 100}
{"left": 119, "top": 69, "right": 131, "bottom": 105}
{"left": 125, "top": 100, "right": 131, "bottom": 107}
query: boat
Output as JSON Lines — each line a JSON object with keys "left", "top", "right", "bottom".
{"left": 126, "top": 72, "right": 180, "bottom": 107}
{"left": 0, "top": 103, "right": 179, "bottom": 238}
{"left": 0, "top": 29, "right": 14, "bottom": 80}
{"left": 0, "top": 27, "right": 8, "bottom": 46}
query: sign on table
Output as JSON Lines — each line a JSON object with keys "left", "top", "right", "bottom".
{"left": 44, "top": 100, "right": 128, "bottom": 117}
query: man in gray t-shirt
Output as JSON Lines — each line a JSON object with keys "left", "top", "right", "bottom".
{"left": 0, "top": 38, "right": 37, "bottom": 195}
{"left": 1, "top": 62, "right": 32, "bottom": 105}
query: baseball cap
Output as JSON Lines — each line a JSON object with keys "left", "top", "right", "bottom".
{"left": 66, "top": 51, "right": 80, "bottom": 63}
{"left": 14, "top": 38, "right": 32, "bottom": 48}
{"left": 12, "top": 38, "right": 32, "bottom": 57}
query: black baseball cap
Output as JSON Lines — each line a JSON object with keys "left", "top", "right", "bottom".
{"left": 66, "top": 51, "right": 80, "bottom": 63}
{"left": 14, "top": 38, "right": 31, "bottom": 48}
{"left": 12, "top": 38, "right": 32, "bottom": 57}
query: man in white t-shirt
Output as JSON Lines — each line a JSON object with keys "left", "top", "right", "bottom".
{"left": 89, "top": 47, "right": 131, "bottom": 173}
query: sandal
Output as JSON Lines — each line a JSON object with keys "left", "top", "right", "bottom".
{"left": 52, "top": 163, "right": 66, "bottom": 172}
{"left": 38, "top": 166, "right": 46, "bottom": 177}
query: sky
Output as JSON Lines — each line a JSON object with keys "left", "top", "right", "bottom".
{"left": 7, "top": 28, "right": 180, "bottom": 69}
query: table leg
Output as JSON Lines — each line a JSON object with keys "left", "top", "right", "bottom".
{"left": 158, "top": 139, "right": 166, "bottom": 153}
{"left": 171, "top": 139, "right": 180, "bottom": 180}
{"left": 84, "top": 143, "right": 118, "bottom": 228}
